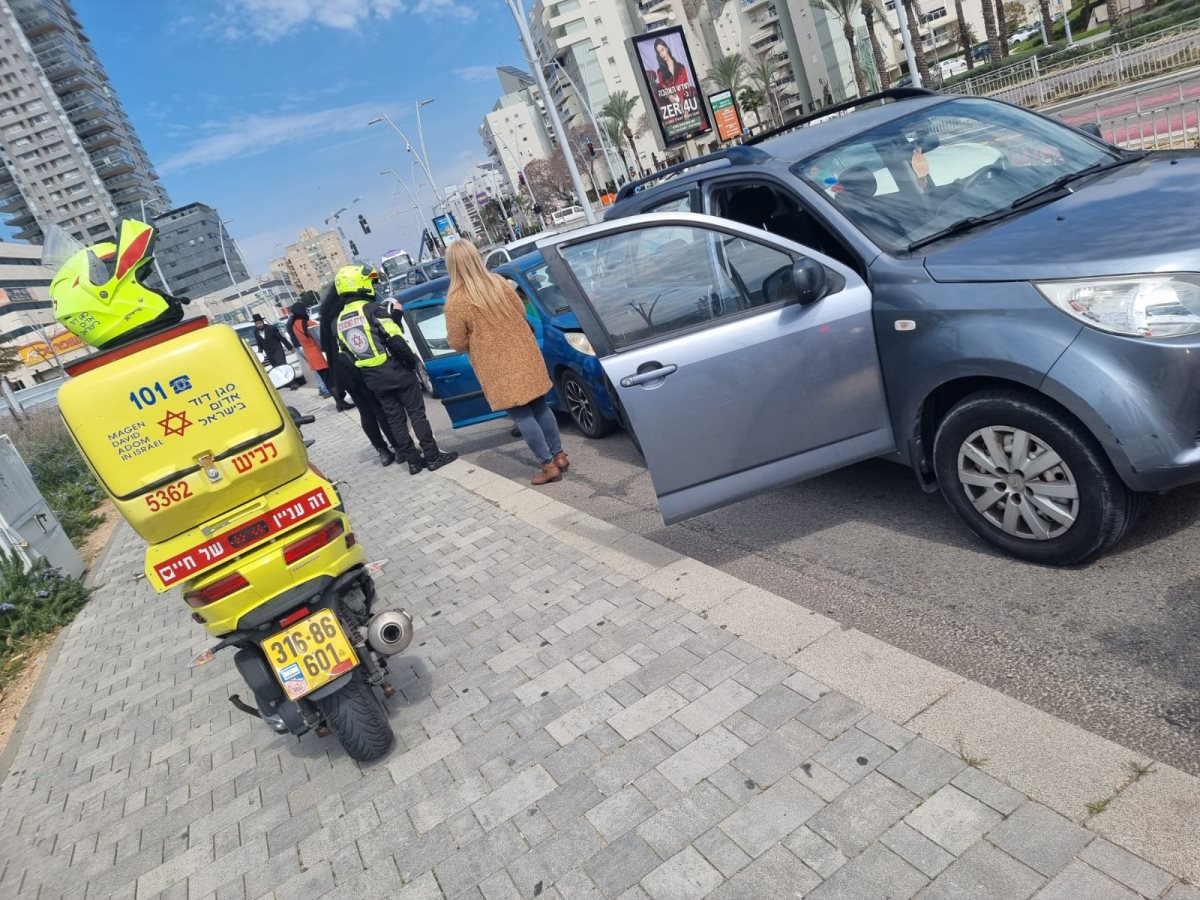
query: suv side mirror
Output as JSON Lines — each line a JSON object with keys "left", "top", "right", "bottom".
{"left": 1079, "top": 122, "right": 1103, "bottom": 138}
{"left": 791, "top": 258, "right": 830, "bottom": 305}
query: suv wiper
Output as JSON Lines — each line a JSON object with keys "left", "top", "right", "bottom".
{"left": 907, "top": 209, "right": 1016, "bottom": 252}
{"left": 1009, "top": 152, "right": 1147, "bottom": 211}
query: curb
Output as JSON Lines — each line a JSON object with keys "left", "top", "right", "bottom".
{"left": 0, "top": 516, "right": 125, "bottom": 783}
{"left": 433, "top": 457, "right": 1200, "bottom": 883}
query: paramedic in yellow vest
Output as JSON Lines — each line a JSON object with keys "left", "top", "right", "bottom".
{"left": 333, "top": 265, "right": 458, "bottom": 475}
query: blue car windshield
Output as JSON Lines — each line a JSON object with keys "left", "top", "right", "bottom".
{"left": 792, "top": 97, "right": 1120, "bottom": 252}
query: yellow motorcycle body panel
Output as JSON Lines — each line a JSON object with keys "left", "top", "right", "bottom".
{"left": 145, "top": 469, "right": 365, "bottom": 635}
{"left": 58, "top": 324, "right": 308, "bottom": 544}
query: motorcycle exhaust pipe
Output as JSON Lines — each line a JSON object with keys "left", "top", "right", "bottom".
{"left": 367, "top": 610, "right": 414, "bottom": 656}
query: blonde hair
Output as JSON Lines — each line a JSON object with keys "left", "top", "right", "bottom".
{"left": 446, "top": 240, "right": 521, "bottom": 324}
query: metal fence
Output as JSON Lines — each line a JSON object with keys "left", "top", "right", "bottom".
{"left": 0, "top": 378, "right": 64, "bottom": 418}
{"left": 1094, "top": 95, "right": 1200, "bottom": 149}
{"left": 950, "top": 19, "right": 1200, "bottom": 108}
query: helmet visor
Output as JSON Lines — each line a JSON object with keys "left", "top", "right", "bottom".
{"left": 41, "top": 225, "right": 87, "bottom": 273}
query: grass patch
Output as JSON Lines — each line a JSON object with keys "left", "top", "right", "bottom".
{"left": 0, "top": 551, "right": 91, "bottom": 690}
{"left": 954, "top": 735, "right": 989, "bottom": 768}
{"left": 1085, "top": 797, "right": 1111, "bottom": 815}
{"left": 2, "top": 408, "right": 104, "bottom": 544}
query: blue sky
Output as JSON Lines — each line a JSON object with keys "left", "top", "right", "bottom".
{"left": 73, "top": 0, "right": 530, "bottom": 275}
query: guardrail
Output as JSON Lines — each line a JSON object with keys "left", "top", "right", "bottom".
{"left": 0, "top": 378, "right": 64, "bottom": 418}
{"left": 949, "top": 19, "right": 1200, "bottom": 108}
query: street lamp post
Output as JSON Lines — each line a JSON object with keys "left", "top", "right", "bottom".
{"left": 217, "top": 218, "right": 253, "bottom": 322}
{"left": 559, "top": 50, "right": 625, "bottom": 188}
{"left": 502, "top": 0, "right": 597, "bottom": 224}
{"left": 894, "top": 3, "right": 922, "bottom": 87}
{"left": 494, "top": 130, "right": 541, "bottom": 228}
{"left": 381, "top": 169, "right": 437, "bottom": 253}
{"left": 416, "top": 99, "right": 437, "bottom": 192}
{"left": 369, "top": 113, "right": 444, "bottom": 205}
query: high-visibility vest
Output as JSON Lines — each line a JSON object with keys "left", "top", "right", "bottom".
{"left": 335, "top": 298, "right": 402, "bottom": 369}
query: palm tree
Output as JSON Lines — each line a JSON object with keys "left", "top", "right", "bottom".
{"left": 1106, "top": 0, "right": 1121, "bottom": 33}
{"left": 901, "top": 0, "right": 932, "bottom": 83}
{"left": 1037, "top": 0, "right": 1053, "bottom": 41}
{"left": 995, "top": 0, "right": 1010, "bottom": 57}
{"left": 600, "top": 117, "right": 632, "bottom": 183}
{"left": 600, "top": 91, "right": 642, "bottom": 178}
{"left": 737, "top": 86, "right": 766, "bottom": 130}
{"left": 706, "top": 52, "right": 747, "bottom": 96}
{"left": 981, "top": 0, "right": 1001, "bottom": 61}
{"left": 747, "top": 53, "right": 782, "bottom": 128}
{"left": 862, "top": 0, "right": 892, "bottom": 89}
{"left": 955, "top": 0, "right": 975, "bottom": 69}
{"left": 816, "top": 0, "right": 870, "bottom": 97}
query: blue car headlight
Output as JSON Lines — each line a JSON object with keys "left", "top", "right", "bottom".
{"left": 565, "top": 332, "right": 597, "bottom": 356}
{"left": 1035, "top": 274, "right": 1200, "bottom": 338}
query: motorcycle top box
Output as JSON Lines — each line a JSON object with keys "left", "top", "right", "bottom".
{"left": 59, "top": 320, "right": 308, "bottom": 544}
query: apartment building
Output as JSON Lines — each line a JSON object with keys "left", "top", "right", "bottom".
{"left": 480, "top": 66, "right": 557, "bottom": 192}
{"left": 271, "top": 228, "right": 350, "bottom": 295}
{"left": 0, "top": 0, "right": 169, "bottom": 245}
{"left": 0, "top": 239, "right": 87, "bottom": 384}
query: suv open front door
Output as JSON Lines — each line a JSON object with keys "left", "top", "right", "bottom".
{"left": 538, "top": 211, "right": 896, "bottom": 523}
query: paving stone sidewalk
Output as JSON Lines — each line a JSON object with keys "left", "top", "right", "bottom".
{"left": 1, "top": 406, "right": 1196, "bottom": 900}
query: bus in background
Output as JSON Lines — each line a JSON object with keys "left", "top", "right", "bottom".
{"left": 380, "top": 249, "right": 415, "bottom": 294}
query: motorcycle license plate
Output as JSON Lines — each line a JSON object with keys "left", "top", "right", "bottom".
{"left": 263, "top": 609, "right": 358, "bottom": 700}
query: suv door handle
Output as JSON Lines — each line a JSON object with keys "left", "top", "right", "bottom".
{"left": 621, "top": 364, "right": 677, "bottom": 388}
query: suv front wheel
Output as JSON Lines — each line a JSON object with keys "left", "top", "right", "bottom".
{"left": 933, "top": 391, "right": 1142, "bottom": 565}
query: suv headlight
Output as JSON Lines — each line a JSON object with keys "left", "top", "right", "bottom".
{"left": 1035, "top": 274, "right": 1200, "bottom": 338}
{"left": 565, "top": 332, "right": 596, "bottom": 356}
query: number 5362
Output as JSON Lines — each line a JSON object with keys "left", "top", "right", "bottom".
{"left": 145, "top": 480, "right": 193, "bottom": 512}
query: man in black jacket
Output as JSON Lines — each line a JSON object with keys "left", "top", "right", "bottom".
{"left": 252, "top": 314, "right": 294, "bottom": 368}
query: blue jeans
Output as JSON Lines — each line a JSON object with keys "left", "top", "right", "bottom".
{"left": 509, "top": 397, "right": 562, "bottom": 465}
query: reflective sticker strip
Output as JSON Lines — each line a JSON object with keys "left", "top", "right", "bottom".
{"left": 153, "top": 486, "right": 332, "bottom": 586}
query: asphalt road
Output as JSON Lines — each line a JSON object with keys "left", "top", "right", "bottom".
{"left": 411, "top": 400, "right": 1200, "bottom": 776}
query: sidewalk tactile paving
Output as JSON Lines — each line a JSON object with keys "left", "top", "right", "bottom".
{"left": 0, "top": 405, "right": 1189, "bottom": 899}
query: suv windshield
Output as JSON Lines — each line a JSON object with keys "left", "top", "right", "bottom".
{"left": 793, "top": 97, "right": 1121, "bottom": 252}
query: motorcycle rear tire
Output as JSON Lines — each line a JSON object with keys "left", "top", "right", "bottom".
{"left": 314, "top": 670, "right": 394, "bottom": 762}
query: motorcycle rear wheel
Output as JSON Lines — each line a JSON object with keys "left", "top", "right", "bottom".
{"left": 314, "top": 669, "right": 394, "bottom": 762}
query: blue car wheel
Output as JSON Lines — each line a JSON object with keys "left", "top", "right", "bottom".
{"left": 561, "top": 369, "right": 615, "bottom": 439}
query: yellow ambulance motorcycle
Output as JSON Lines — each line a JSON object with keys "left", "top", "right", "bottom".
{"left": 45, "top": 221, "right": 412, "bottom": 761}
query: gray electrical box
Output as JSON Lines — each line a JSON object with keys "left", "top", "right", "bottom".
{"left": 0, "top": 434, "right": 85, "bottom": 579}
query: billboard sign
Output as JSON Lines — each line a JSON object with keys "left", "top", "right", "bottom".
{"left": 631, "top": 26, "right": 712, "bottom": 148}
{"left": 709, "top": 90, "right": 744, "bottom": 142}
{"left": 432, "top": 214, "right": 460, "bottom": 245}
{"left": 18, "top": 330, "right": 84, "bottom": 366}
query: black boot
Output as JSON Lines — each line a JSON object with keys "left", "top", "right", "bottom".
{"left": 424, "top": 450, "right": 459, "bottom": 471}
{"left": 377, "top": 447, "right": 395, "bottom": 467}
{"left": 408, "top": 455, "right": 427, "bottom": 475}
{"left": 336, "top": 399, "right": 356, "bottom": 411}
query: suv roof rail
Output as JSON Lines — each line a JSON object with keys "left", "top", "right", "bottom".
{"left": 744, "top": 87, "right": 941, "bottom": 147}
{"left": 613, "top": 145, "right": 771, "bottom": 203}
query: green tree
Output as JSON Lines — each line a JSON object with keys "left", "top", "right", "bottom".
{"left": 862, "top": 0, "right": 892, "bottom": 89}
{"left": 737, "top": 86, "right": 766, "bottom": 129}
{"left": 747, "top": 53, "right": 782, "bottom": 128}
{"left": 706, "top": 52, "right": 747, "bottom": 95}
{"left": 1106, "top": 0, "right": 1121, "bottom": 33}
{"left": 956, "top": 0, "right": 976, "bottom": 68}
{"left": 600, "top": 91, "right": 643, "bottom": 178}
{"left": 816, "top": 0, "right": 871, "bottom": 96}
{"left": 1003, "top": 0, "right": 1028, "bottom": 27}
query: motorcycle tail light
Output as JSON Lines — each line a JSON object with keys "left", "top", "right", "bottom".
{"left": 184, "top": 572, "right": 248, "bottom": 608}
{"left": 282, "top": 520, "right": 344, "bottom": 565}
{"left": 279, "top": 606, "right": 311, "bottom": 628}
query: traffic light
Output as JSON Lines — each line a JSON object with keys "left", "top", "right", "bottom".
{"left": 357, "top": 214, "right": 371, "bottom": 234}
{"left": 586, "top": 138, "right": 596, "bottom": 158}
{"left": 349, "top": 240, "right": 359, "bottom": 256}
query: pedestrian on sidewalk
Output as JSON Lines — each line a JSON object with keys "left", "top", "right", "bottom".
{"left": 252, "top": 313, "right": 299, "bottom": 390}
{"left": 328, "top": 266, "right": 457, "bottom": 474}
{"left": 286, "top": 301, "right": 337, "bottom": 401}
{"left": 444, "top": 240, "right": 568, "bottom": 485}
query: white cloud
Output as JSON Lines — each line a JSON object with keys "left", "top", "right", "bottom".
{"left": 453, "top": 65, "right": 497, "bottom": 83}
{"left": 159, "top": 102, "right": 386, "bottom": 174}
{"left": 211, "top": 0, "right": 472, "bottom": 42}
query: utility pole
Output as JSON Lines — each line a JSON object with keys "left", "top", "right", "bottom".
{"left": 895, "top": 3, "right": 922, "bottom": 87}
{"left": 503, "top": 0, "right": 597, "bottom": 224}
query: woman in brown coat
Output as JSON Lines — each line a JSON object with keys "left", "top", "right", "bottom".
{"left": 445, "top": 240, "right": 569, "bottom": 484}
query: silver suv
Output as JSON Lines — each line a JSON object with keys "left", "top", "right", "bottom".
{"left": 533, "top": 90, "right": 1200, "bottom": 565}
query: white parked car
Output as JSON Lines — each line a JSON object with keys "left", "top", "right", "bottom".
{"left": 1010, "top": 24, "right": 1039, "bottom": 42}
{"left": 936, "top": 57, "right": 968, "bottom": 79}
{"left": 483, "top": 230, "right": 561, "bottom": 269}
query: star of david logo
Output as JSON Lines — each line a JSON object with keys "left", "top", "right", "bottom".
{"left": 158, "top": 409, "right": 192, "bottom": 438}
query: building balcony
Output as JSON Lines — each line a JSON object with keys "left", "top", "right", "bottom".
{"left": 103, "top": 171, "right": 141, "bottom": 192}
{"left": 0, "top": 192, "right": 26, "bottom": 212}
{"left": 8, "top": 208, "right": 36, "bottom": 226}
{"left": 82, "top": 128, "right": 118, "bottom": 151}
{"left": 95, "top": 157, "right": 134, "bottom": 180}
{"left": 741, "top": 0, "right": 770, "bottom": 11}
{"left": 52, "top": 70, "right": 100, "bottom": 96}
{"left": 73, "top": 113, "right": 118, "bottom": 138}
{"left": 110, "top": 185, "right": 151, "bottom": 204}
{"left": 21, "top": 8, "right": 69, "bottom": 36}
{"left": 40, "top": 50, "right": 85, "bottom": 81}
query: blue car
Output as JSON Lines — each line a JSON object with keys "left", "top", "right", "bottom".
{"left": 394, "top": 252, "right": 620, "bottom": 439}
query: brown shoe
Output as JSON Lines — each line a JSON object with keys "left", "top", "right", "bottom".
{"left": 531, "top": 462, "right": 562, "bottom": 485}
{"left": 553, "top": 451, "right": 570, "bottom": 472}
